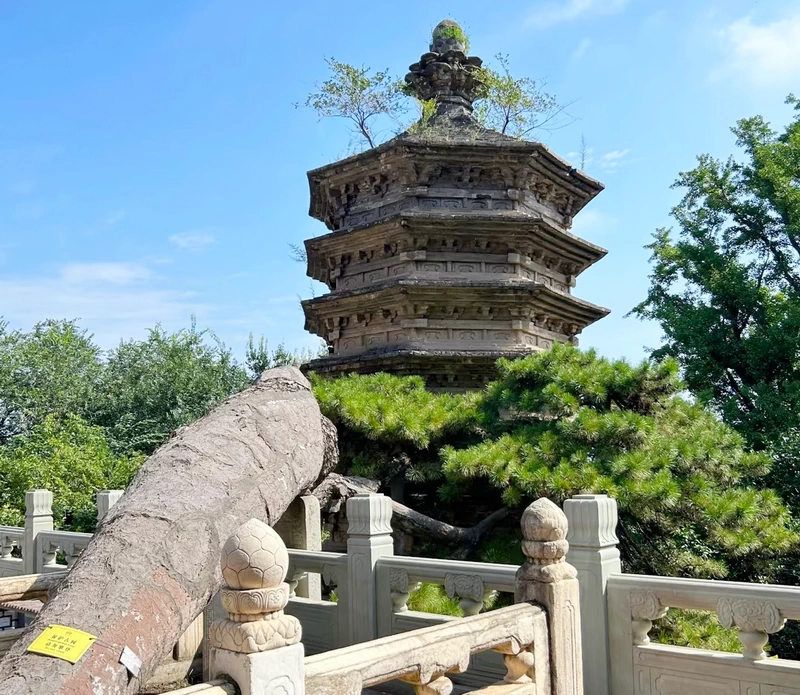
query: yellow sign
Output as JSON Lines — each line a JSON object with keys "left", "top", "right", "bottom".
{"left": 27, "top": 624, "right": 96, "bottom": 664}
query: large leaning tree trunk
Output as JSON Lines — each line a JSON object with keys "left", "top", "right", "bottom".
{"left": 0, "top": 367, "right": 337, "bottom": 695}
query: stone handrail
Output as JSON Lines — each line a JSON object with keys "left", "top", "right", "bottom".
{"left": 304, "top": 602, "right": 549, "bottom": 695}
{"left": 0, "top": 528, "right": 24, "bottom": 574}
{"left": 608, "top": 573, "right": 800, "bottom": 658}
{"left": 36, "top": 530, "right": 92, "bottom": 572}
{"left": 163, "top": 680, "right": 238, "bottom": 694}
{"left": 286, "top": 549, "right": 346, "bottom": 598}
{"left": 0, "top": 572, "right": 66, "bottom": 603}
{"left": 377, "top": 555, "right": 518, "bottom": 616}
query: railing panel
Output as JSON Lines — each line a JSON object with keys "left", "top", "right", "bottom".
{"left": 36, "top": 530, "right": 92, "bottom": 573}
{"left": 608, "top": 573, "right": 800, "bottom": 695}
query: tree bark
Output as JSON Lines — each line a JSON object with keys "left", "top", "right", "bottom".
{"left": 0, "top": 367, "right": 337, "bottom": 695}
{"left": 312, "top": 474, "right": 508, "bottom": 558}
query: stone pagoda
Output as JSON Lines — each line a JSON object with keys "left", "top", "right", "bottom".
{"left": 302, "top": 21, "right": 608, "bottom": 390}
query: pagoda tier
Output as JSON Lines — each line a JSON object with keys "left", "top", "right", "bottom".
{"left": 300, "top": 21, "right": 609, "bottom": 389}
{"left": 304, "top": 212, "right": 606, "bottom": 293}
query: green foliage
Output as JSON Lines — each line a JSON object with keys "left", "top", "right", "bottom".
{"left": 474, "top": 54, "right": 566, "bottom": 138}
{"left": 407, "top": 583, "right": 461, "bottom": 616}
{"left": 652, "top": 610, "right": 741, "bottom": 653}
{"left": 299, "top": 57, "right": 405, "bottom": 149}
{"left": 94, "top": 323, "right": 249, "bottom": 455}
{"left": 431, "top": 22, "right": 470, "bottom": 51}
{"left": 631, "top": 96, "right": 800, "bottom": 453}
{"left": 0, "top": 320, "right": 102, "bottom": 444}
{"left": 311, "top": 372, "right": 478, "bottom": 483}
{"left": 0, "top": 414, "right": 142, "bottom": 531}
{"left": 313, "top": 344, "right": 796, "bottom": 581}
{"left": 245, "top": 334, "right": 305, "bottom": 380}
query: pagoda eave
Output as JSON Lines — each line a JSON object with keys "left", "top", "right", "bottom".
{"left": 304, "top": 211, "right": 607, "bottom": 288}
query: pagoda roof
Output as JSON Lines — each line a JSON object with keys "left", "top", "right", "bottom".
{"left": 307, "top": 129, "right": 604, "bottom": 230}
{"left": 302, "top": 277, "right": 609, "bottom": 337}
{"left": 304, "top": 210, "right": 607, "bottom": 287}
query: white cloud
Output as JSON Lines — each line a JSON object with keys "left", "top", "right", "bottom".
{"left": 103, "top": 210, "right": 127, "bottom": 227}
{"left": 527, "top": 0, "right": 631, "bottom": 29}
{"left": 169, "top": 231, "right": 216, "bottom": 250}
{"left": 571, "top": 38, "right": 592, "bottom": 62}
{"left": 59, "top": 262, "right": 152, "bottom": 285}
{"left": 0, "top": 261, "right": 208, "bottom": 349}
{"left": 598, "top": 149, "right": 630, "bottom": 171}
{"left": 716, "top": 14, "right": 800, "bottom": 84}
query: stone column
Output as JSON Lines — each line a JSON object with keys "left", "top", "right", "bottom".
{"left": 96, "top": 490, "right": 123, "bottom": 524}
{"left": 346, "top": 493, "right": 393, "bottom": 644}
{"left": 208, "top": 518, "right": 304, "bottom": 695}
{"left": 516, "top": 498, "right": 583, "bottom": 695}
{"left": 563, "top": 494, "right": 620, "bottom": 695}
{"left": 23, "top": 490, "right": 53, "bottom": 575}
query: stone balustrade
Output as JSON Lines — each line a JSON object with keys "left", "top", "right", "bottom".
{"left": 304, "top": 603, "right": 548, "bottom": 695}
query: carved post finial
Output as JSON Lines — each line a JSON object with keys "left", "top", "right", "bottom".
{"left": 516, "top": 498, "right": 582, "bottom": 695}
{"left": 520, "top": 497, "right": 576, "bottom": 583}
{"left": 209, "top": 518, "right": 301, "bottom": 654}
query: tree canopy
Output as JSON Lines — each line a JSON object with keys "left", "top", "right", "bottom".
{"left": 0, "top": 318, "right": 303, "bottom": 527}
{"left": 314, "top": 344, "right": 796, "bottom": 581}
{"left": 632, "top": 96, "right": 800, "bottom": 451}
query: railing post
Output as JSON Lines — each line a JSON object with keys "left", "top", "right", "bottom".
{"left": 346, "top": 492, "right": 393, "bottom": 644}
{"left": 516, "top": 497, "right": 583, "bottom": 695}
{"left": 96, "top": 490, "right": 123, "bottom": 523}
{"left": 275, "top": 494, "right": 322, "bottom": 599}
{"left": 564, "top": 494, "right": 620, "bottom": 695}
{"left": 24, "top": 490, "right": 53, "bottom": 575}
{"left": 208, "top": 518, "right": 304, "bottom": 695}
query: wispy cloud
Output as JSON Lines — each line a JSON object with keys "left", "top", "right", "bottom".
{"left": 59, "top": 262, "right": 152, "bottom": 285}
{"left": 527, "top": 0, "right": 631, "bottom": 29}
{"left": 8, "top": 180, "right": 35, "bottom": 196}
{"left": 565, "top": 147, "right": 630, "bottom": 173}
{"left": 715, "top": 13, "right": 800, "bottom": 85}
{"left": 571, "top": 38, "right": 592, "bottom": 62}
{"left": 103, "top": 210, "right": 127, "bottom": 227}
{"left": 169, "top": 231, "right": 216, "bottom": 250}
{"left": 598, "top": 149, "right": 630, "bottom": 171}
{"left": 0, "top": 260, "right": 208, "bottom": 348}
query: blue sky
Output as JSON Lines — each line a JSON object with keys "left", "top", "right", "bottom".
{"left": 2, "top": 0, "right": 799, "bottom": 362}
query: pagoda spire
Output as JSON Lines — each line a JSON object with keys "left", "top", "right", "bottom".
{"left": 404, "top": 20, "right": 485, "bottom": 128}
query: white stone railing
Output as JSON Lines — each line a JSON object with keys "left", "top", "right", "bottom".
{"left": 0, "top": 490, "right": 123, "bottom": 578}
{"left": 563, "top": 493, "right": 800, "bottom": 695}
{"left": 201, "top": 496, "right": 583, "bottom": 695}
{"left": 304, "top": 602, "right": 548, "bottom": 695}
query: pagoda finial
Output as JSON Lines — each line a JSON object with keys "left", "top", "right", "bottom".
{"left": 405, "top": 20, "right": 484, "bottom": 127}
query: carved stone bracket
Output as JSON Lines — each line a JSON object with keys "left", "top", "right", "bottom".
{"left": 629, "top": 591, "right": 668, "bottom": 646}
{"left": 400, "top": 637, "right": 471, "bottom": 695}
{"left": 717, "top": 597, "right": 786, "bottom": 659}
{"left": 390, "top": 567, "right": 421, "bottom": 612}
{"left": 444, "top": 572, "right": 489, "bottom": 616}
{"left": 321, "top": 563, "right": 341, "bottom": 590}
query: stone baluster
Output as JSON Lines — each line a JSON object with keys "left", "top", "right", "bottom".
{"left": 346, "top": 493, "right": 394, "bottom": 644}
{"left": 208, "top": 518, "right": 304, "bottom": 695}
{"left": 444, "top": 572, "right": 493, "bottom": 616}
{"left": 24, "top": 489, "right": 53, "bottom": 574}
{"left": 389, "top": 568, "right": 419, "bottom": 613}
{"left": 516, "top": 497, "right": 583, "bottom": 695}
{"left": 0, "top": 533, "right": 15, "bottom": 560}
{"left": 96, "top": 489, "right": 123, "bottom": 523}
{"left": 717, "top": 597, "right": 786, "bottom": 660}
{"left": 564, "top": 494, "right": 621, "bottom": 695}
{"left": 629, "top": 591, "right": 667, "bottom": 646}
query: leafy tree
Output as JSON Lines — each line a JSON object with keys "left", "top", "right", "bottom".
{"left": 94, "top": 323, "right": 249, "bottom": 455}
{"left": 299, "top": 58, "right": 405, "bottom": 149}
{"left": 302, "top": 30, "right": 568, "bottom": 149}
{"left": 0, "top": 414, "right": 141, "bottom": 531}
{"left": 474, "top": 54, "right": 568, "bottom": 137}
{"left": 313, "top": 345, "right": 796, "bottom": 581}
{"left": 631, "top": 97, "right": 800, "bottom": 452}
{"left": 0, "top": 319, "right": 102, "bottom": 444}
